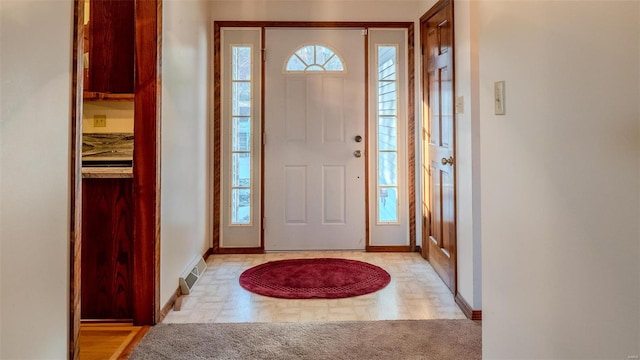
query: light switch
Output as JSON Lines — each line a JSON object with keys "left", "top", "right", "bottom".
{"left": 93, "top": 115, "right": 107, "bottom": 127}
{"left": 455, "top": 96, "right": 464, "bottom": 114}
{"left": 494, "top": 81, "right": 505, "bottom": 115}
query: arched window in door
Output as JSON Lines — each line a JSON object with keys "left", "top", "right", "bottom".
{"left": 285, "top": 44, "right": 345, "bottom": 72}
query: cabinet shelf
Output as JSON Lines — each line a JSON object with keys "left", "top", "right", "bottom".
{"left": 83, "top": 91, "right": 134, "bottom": 102}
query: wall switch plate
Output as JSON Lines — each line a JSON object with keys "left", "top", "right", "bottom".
{"left": 494, "top": 81, "right": 506, "bottom": 115}
{"left": 455, "top": 96, "right": 464, "bottom": 114}
{"left": 93, "top": 115, "right": 107, "bottom": 127}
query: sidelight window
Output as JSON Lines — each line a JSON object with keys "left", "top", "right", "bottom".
{"left": 377, "top": 45, "right": 399, "bottom": 223}
{"left": 230, "top": 45, "right": 253, "bottom": 225}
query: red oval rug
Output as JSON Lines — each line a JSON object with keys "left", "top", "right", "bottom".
{"left": 239, "top": 258, "right": 391, "bottom": 299}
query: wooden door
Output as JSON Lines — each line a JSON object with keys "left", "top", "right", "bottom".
{"left": 421, "top": 0, "right": 456, "bottom": 292}
{"left": 264, "top": 29, "right": 366, "bottom": 251}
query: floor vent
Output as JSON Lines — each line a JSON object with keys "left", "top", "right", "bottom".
{"left": 179, "top": 256, "right": 207, "bottom": 295}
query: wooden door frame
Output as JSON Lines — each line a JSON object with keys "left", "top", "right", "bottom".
{"left": 420, "top": 0, "right": 459, "bottom": 300}
{"left": 212, "top": 21, "right": 415, "bottom": 254}
{"left": 69, "top": 1, "right": 162, "bottom": 358}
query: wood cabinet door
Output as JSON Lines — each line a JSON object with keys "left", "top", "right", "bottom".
{"left": 88, "top": 0, "right": 134, "bottom": 93}
{"left": 81, "top": 178, "right": 133, "bottom": 320}
{"left": 421, "top": 0, "right": 457, "bottom": 292}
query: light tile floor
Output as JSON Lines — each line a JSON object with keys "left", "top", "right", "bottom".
{"left": 162, "top": 252, "right": 466, "bottom": 324}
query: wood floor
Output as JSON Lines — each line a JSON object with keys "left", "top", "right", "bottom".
{"left": 79, "top": 323, "right": 148, "bottom": 360}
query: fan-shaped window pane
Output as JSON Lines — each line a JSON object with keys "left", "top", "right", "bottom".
{"left": 286, "top": 56, "right": 306, "bottom": 71}
{"left": 315, "top": 46, "right": 334, "bottom": 65}
{"left": 324, "top": 56, "right": 344, "bottom": 71}
{"left": 285, "top": 44, "right": 345, "bottom": 73}
{"left": 307, "top": 65, "right": 324, "bottom": 72}
{"left": 295, "top": 46, "right": 315, "bottom": 65}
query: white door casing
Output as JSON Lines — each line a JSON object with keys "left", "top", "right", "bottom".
{"left": 264, "top": 29, "right": 366, "bottom": 250}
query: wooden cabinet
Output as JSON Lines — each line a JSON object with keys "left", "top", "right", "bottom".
{"left": 86, "top": 0, "right": 134, "bottom": 94}
{"left": 82, "top": 178, "right": 133, "bottom": 320}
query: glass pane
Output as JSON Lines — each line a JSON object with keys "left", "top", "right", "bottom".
{"left": 378, "top": 89, "right": 397, "bottom": 104}
{"left": 378, "top": 46, "right": 396, "bottom": 66}
{"left": 378, "top": 187, "right": 398, "bottom": 223}
{"left": 286, "top": 55, "right": 306, "bottom": 71}
{"left": 232, "top": 82, "right": 251, "bottom": 116}
{"left": 232, "top": 153, "right": 251, "bottom": 187}
{"left": 307, "top": 64, "right": 324, "bottom": 72}
{"left": 379, "top": 152, "right": 397, "bottom": 186}
{"left": 232, "top": 46, "right": 251, "bottom": 81}
{"left": 295, "top": 45, "right": 315, "bottom": 65}
{"left": 378, "top": 116, "right": 397, "bottom": 151}
{"left": 231, "top": 188, "right": 251, "bottom": 224}
{"left": 315, "top": 46, "right": 334, "bottom": 65}
{"left": 378, "top": 81, "right": 396, "bottom": 96}
{"left": 324, "top": 56, "right": 344, "bottom": 71}
{"left": 378, "top": 97, "right": 397, "bottom": 116}
{"left": 232, "top": 117, "right": 251, "bottom": 151}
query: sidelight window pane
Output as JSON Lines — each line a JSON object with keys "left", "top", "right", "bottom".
{"left": 231, "top": 153, "right": 251, "bottom": 187}
{"left": 232, "top": 117, "right": 251, "bottom": 151}
{"left": 231, "top": 45, "right": 253, "bottom": 225}
{"left": 232, "top": 82, "right": 251, "bottom": 116}
{"left": 377, "top": 45, "right": 399, "bottom": 224}
{"left": 378, "top": 152, "right": 397, "bottom": 186}
{"left": 232, "top": 46, "right": 251, "bottom": 81}
{"left": 378, "top": 116, "right": 397, "bottom": 151}
{"left": 378, "top": 187, "right": 398, "bottom": 223}
{"left": 231, "top": 189, "right": 251, "bottom": 225}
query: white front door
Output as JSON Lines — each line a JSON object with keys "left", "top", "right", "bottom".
{"left": 264, "top": 28, "right": 366, "bottom": 250}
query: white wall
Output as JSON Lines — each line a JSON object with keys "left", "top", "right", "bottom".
{"left": 0, "top": 1, "right": 72, "bottom": 358}
{"left": 211, "top": 0, "right": 428, "bottom": 22}
{"left": 453, "top": 0, "right": 482, "bottom": 310}
{"left": 160, "top": 0, "right": 212, "bottom": 306}
{"left": 479, "top": 1, "right": 640, "bottom": 358}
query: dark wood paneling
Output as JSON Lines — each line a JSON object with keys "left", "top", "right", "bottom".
{"left": 212, "top": 23, "right": 222, "bottom": 254}
{"left": 407, "top": 23, "right": 416, "bottom": 251}
{"left": 364, "top": 29, "right": 370, "bottom": 251}
{"left": 133, "top": 0, "right": 161, "bottom": 325}
{"left": 88, "top": 0, "right": 135, "bottom": 93}
{"left": 70, "top": 1, "right": 84, "bottom": 358}
{"left": 82, "top": 179, "right": 134, "bottom": 320}
{"left": 455, "top": 293, "right": 482, "bottom": 321}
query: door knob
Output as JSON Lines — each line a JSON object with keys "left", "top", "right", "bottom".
{"left": 354, "top": 135, "right": 363, "bottom": 143}
{"left": 441, "top": 156, "right": 454, "bottom": 166}
{"left": 354, "top": 150, "right": 362, "bottom": 158}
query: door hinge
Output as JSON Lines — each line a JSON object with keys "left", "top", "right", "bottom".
{"left": 361, "top": 29, "right": 368, "bottom": 36}
{"left": 262, "top": 132, "right": 266, "bottom": 145}
{"left": 262, "top": 48, "right": 266, "bottom": 62}
{"left": 262, "top": 217, "right": 265, "bottom": 230}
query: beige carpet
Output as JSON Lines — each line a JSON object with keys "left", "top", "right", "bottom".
{"left": 129, "top": 320, "right": 481, "bottom": 360}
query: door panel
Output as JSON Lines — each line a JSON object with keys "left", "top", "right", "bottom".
{"left": 264, "top": 29, "right": 365, "bottom": 251}
{"left": 422, "top": 0, "right": 456, "bottom": 292}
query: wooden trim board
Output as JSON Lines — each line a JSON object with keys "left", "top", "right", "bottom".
{"left": 455, "top": 293, "right": 482, "bottom": 321}
{"left": 69, "top": 1, "right": 84, "bottom": 358}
